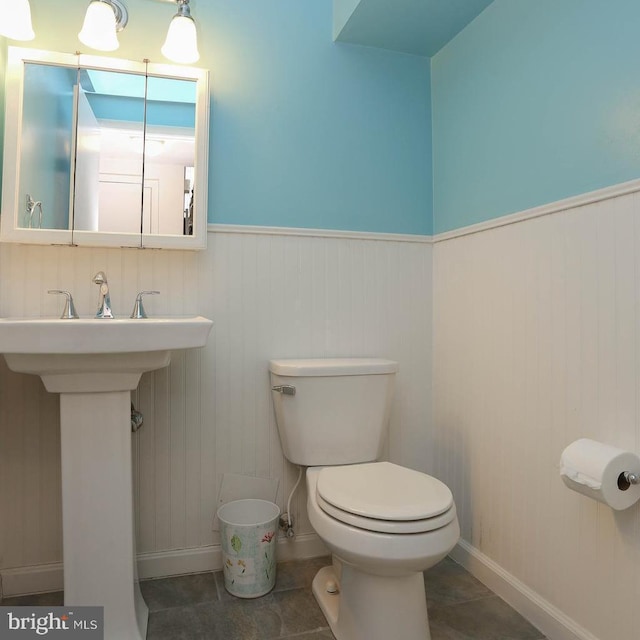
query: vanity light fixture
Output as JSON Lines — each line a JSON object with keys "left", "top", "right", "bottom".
{"left": 161, "top": 0, "right": 200, "bottom": 64}
{"left": 0, "top": 0, "right": 35, "bottom": 40}
{"left": 78, "top": 0, "right": 128, "bottom": 52}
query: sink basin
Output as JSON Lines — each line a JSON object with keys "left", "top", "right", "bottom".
{"left": 0, "top": 315, "right": 213, "bottom": 640}
{"left": 0, "top": 316, "right": 213, "bottom": 353}
{"left": 0, "top": 316, "right": 213, "bottom": 393}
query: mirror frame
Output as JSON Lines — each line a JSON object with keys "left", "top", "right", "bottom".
{"left": 1, "top": 47, "right": 209, "bottom": 250}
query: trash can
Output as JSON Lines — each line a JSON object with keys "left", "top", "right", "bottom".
{"left": 217, "top": 499, "right": 280, "bottom": 598}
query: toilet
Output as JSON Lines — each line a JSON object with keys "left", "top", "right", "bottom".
{"left": 269, "top": 358, "right": 460, "bottom": 640}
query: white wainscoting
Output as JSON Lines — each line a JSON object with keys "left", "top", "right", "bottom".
{"left": 0, "top": 230, "right": 433, "bottom": 596}
{"left": 434, "top": 187, "right": 640, "bottom": 640}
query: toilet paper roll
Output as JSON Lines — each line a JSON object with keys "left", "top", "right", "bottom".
{"left": 560, "top": 438, "right": 640, "bottom": 510}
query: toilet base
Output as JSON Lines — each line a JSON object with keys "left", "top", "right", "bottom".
{"left": 312, "top": 563, "right": 431, "bottom": 640}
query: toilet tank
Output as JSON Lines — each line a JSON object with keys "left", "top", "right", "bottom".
{"left": 269, "top": 358, "right": 398, "bottom": 466}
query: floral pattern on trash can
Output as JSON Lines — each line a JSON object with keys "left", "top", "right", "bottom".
{"left": 218, "top": 499, "right": 280, "bottom": 598}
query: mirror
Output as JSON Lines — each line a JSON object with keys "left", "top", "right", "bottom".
{"left": 1, "top": 48, "right": 209, "bottom": 249}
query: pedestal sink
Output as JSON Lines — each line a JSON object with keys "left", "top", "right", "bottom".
{"left": 0, "top": 316, "right": 213, "bottom": 640}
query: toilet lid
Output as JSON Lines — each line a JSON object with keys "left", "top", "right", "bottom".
{"left": 316, "top": 492, "right": 457, "bottom": 534}
{"left": 316, "top": 461, "right": 454, "bottom": 522}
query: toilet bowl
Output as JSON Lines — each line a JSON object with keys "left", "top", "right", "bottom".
{"left": 269, "top": 358, "right": 459, "bottom": 640}
{"left": 306, "top": 463, "right": 459, "bottom": 640}
{"left": 309, "top": 463, "right": 459, "bottom": 572}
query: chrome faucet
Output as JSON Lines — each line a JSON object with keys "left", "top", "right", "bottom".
{"left": 130, "top": 290, "right": 160, "bottom": 319}
{"left": 92, "top": 271, "right": 113, "bottom": 318}
{"left": 48, "top": 290, "right": 79, "bottom": 319}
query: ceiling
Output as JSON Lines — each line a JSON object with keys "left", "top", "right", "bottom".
{"left": 334, "top": 0, "right": 495, "bottom": 57}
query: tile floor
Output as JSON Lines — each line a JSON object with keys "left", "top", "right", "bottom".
{"left": 3, "top": 556, "right": 547, "bottom": 640}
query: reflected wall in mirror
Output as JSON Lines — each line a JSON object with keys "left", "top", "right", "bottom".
{"left": 19, "top": 62, "right": 77, "bottom": 231}
{"left": 73, "top": 68, "right": 146, "bottom": 235}
{"left": 1, "top": 48, "right": 209, "bottom": 249}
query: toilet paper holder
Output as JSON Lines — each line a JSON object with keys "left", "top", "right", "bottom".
{"left": 619, "top": 471, "right": 640, "bottom": 490}
{"left": 560, "top": 439, "right": 640, "bottom": 510}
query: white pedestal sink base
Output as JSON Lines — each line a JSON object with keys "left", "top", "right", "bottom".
{"left": 60, "top": 391, "right": 148, "bottom": 640}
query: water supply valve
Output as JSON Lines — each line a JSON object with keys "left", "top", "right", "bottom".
{"left": 279, "top": 514, "right": 295, "bottom": 538}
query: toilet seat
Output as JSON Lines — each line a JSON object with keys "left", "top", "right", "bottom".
{"left": 315, "top": 462, "right": 456, "bottom": 534}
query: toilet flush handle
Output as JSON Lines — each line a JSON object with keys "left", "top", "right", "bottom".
{"left": 272, "top": 385, "right": 296, "bottom": 396}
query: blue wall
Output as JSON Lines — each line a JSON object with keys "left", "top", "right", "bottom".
{"left": 202, "top": 0, "right": 432, "bottom": 234}
{"left": 432, "top": 0, "right": 640, "bottom": 234}
{"left": 13, "top": 0, "right": 433, "bottom": 235}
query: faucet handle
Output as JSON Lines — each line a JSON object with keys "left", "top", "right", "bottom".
{"left": 130, "top": 291, "right": 160, "bottom": 319}
{"left": 48, "top": 290, "right": 79, "bottom": 319}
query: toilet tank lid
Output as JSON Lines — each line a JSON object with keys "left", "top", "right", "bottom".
{"left": 269, "top": 358, "right": 398, "bottom": 377}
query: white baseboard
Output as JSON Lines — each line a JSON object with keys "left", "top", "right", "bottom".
{"left": 136, "top": 546, "right": 221, "bottom": 580}
{"left": 451, "top": 540, "right": 600, "bottom": 640}
{"left": 0, "top": 562, "right": 64, "bottom": 600}
{"left": 137, "top": 532, "right": 328, "bottom": 580}
{"left": 0, "top": 533, "right": 327, "bottom": 598}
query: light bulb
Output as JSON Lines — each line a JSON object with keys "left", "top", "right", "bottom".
{"left": 0, "top": 0, "right": 35, "bottom": 41}
{"left": 78, "top": 0, "right": 119, "bottom": 52}
{"left": 162, "top": 14, "right": 199, "bottom": 64}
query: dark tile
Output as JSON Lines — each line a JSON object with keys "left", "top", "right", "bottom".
{"left": 148, "top": 596, "right": 286, "bottom": 640}
{"left": 213, "top": 570, "right": 229, "bottom": 601}
{"left": 429, "top": 596, "right": 545, "bottom": 640}
{"left": 272, "top": 588, "right": 328, "bottom": 636}
{"left": 194, "top": 597, "right": 283, "bottom": 640}
{"left": 2, "top": 557, "right": 543, "bottom": 640}
{"left": 273, "top": 556, "right": 331, "bottom": 592}
{"left": 281, "top": 630, "right": 335, "bottom": 640}
{"left": 141, "top": 572, "right": 218, "bottom": 612}
{"left": 2, "top": 591, "right": 64, "bottom": 607}
{"left": 429, "top": 615, "right": 477, "bottom": 640}
{"left": 425, "top": 557, "right": 493, "bottom": 606}
{"left": 147, "top": 603, "right": 208, "bottom": 640}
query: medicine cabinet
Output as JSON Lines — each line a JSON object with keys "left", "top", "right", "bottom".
{"left": 1, "top": 47, "right": 209, "bottom": 249}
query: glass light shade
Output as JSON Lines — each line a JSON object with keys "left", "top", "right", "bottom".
{"left": 161, "top": 15, "right": 199, "bottom": 64}
{"left": 0, "top": 0, "right": 35, "bottom": 41}
{"left": 78, "top": 1, "right": 119, "bottom": 52}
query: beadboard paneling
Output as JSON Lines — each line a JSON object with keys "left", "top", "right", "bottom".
{"left": 0, "top": 232, "right": 432, "bottom": 586}
{"left": 433, "top": 191, "right": 640, "bottom": 640}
